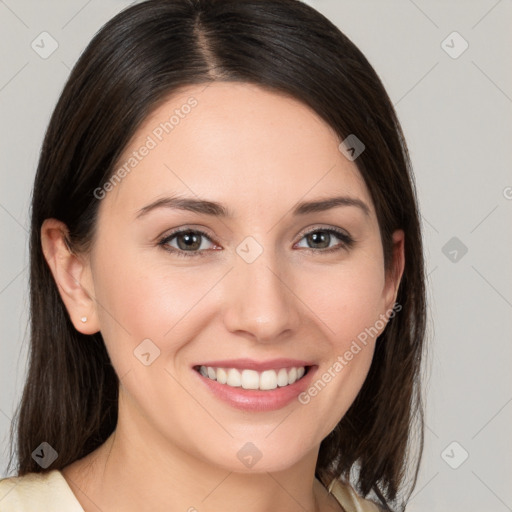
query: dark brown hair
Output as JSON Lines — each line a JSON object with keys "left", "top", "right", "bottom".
{"left": 10, "top": 1, "right": 426, "bottom": 510}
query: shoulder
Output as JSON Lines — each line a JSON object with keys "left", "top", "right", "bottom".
{"left": 0, "top": 470, "right": 84, "bottom": 512}
{"left": 326, "top": 477, "right": 384, "bottom": 512}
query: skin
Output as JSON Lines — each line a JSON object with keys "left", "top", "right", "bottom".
{"left": 42, "top": 82, "right": 404, "bottom": 512}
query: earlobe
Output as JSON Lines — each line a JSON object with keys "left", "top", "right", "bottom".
{"left": 41, "top": 219, "right": 100, "bottom": 335}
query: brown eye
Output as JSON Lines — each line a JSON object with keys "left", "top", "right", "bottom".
{"left": 305, "top": 230, "right": 331, "bottom": 249}
{"left": 175, "top": 231, "right": 202, "bottom": 251}
{"left": 159, "top": 229, "right": 216, "bottom": 257}
{"left": 295, "top": 228, "right": 354, "bottom": 253}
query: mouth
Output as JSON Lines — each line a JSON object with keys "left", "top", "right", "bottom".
{"left": 192, "top": 359, "right": 317, "bottom": 412}
{"left": 193, "top": 364, "right": 311, "bottom": 391}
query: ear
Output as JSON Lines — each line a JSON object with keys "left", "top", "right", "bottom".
{"left": 41, "top": 218, "right": 100, "bottom": 335}
{"left": 382, "top": 229, "right": 405, "bottom": 311}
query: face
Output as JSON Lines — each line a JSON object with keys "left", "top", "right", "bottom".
{"left": 55, "top": 82, "right": 403, "bottom": 473}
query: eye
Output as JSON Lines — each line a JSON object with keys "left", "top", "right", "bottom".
{"left": 294, "top": 227, "right": 354, "bottom": 254}
{"left": 158, "top": 226, "right": 354, "bottom": 258}
{"left": 158, "top": 228, "right": 218, "bottom": 257}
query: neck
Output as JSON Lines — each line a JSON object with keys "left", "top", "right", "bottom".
{"left": 62, "top": 398, "right": 334, "bottom": 512}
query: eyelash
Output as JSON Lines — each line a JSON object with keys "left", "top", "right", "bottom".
{"left": 158, "top": 226, "right": 355, "bottom": 258}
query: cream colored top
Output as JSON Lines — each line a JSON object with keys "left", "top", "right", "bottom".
{"left": 0, "top": 470, "right": 381, "bottom": 512}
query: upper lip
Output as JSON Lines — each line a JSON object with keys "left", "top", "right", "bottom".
{"left": 193, "top": 358, "right": 315, "bottom": 372}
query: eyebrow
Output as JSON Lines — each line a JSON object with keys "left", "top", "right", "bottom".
{"left": 135, "top": 194, "right": 370, "bottom": 219}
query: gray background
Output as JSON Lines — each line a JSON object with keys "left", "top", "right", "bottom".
{"left": 1, "top": 1, "right": 511, "bottom": 510}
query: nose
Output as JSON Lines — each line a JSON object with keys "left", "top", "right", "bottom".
{"left": 222, "top": 246, "right": 301, "bottom": 343}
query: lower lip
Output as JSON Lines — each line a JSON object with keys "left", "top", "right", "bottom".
{"left": 193, "top": 367, "right": 317, "bottom": 412}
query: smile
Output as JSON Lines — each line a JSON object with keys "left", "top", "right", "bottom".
{"left": 196, "top": 365, "right": 307, "bottom": 390}
{"left": 192, "top": 358, "right": 316, "bottom": 411}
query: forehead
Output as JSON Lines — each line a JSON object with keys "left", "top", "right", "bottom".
{"left": 101, "top": 82, "right": 373, "bottom": 221}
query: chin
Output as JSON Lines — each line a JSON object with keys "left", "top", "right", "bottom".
{"left": 194, "top": 432, "right": 318, "bottom": 475}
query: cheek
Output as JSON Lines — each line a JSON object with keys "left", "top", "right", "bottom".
{"left": 298, "top": 256, "right": 387, "bottom": 346}
{"left": 90, "top": 244, "right": 218, "bottom": 367}
{"left": 293, "top": 256, "right": 386, "bottom": 425}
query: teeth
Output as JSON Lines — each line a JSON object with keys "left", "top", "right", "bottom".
{"left": 197, "top": 365, "right": 307, "bottom": 390}
{"left": 216, "top": 367, "right": 227, "bottom": 384}
{"left": 277, "top": 368, "right": 289, "bottom": 387}
{"left": 241, "top": 369, "right": 259, "bottom": 390}
{"left": 260, "top": 370, "right": 277, "bottom": 390}
{"left": 227, "top": 368, "right": 241, "bottom": 387}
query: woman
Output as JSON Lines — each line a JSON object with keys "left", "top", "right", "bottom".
{"left": 0, "top": 1, "right": 426, "bottom": 511}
